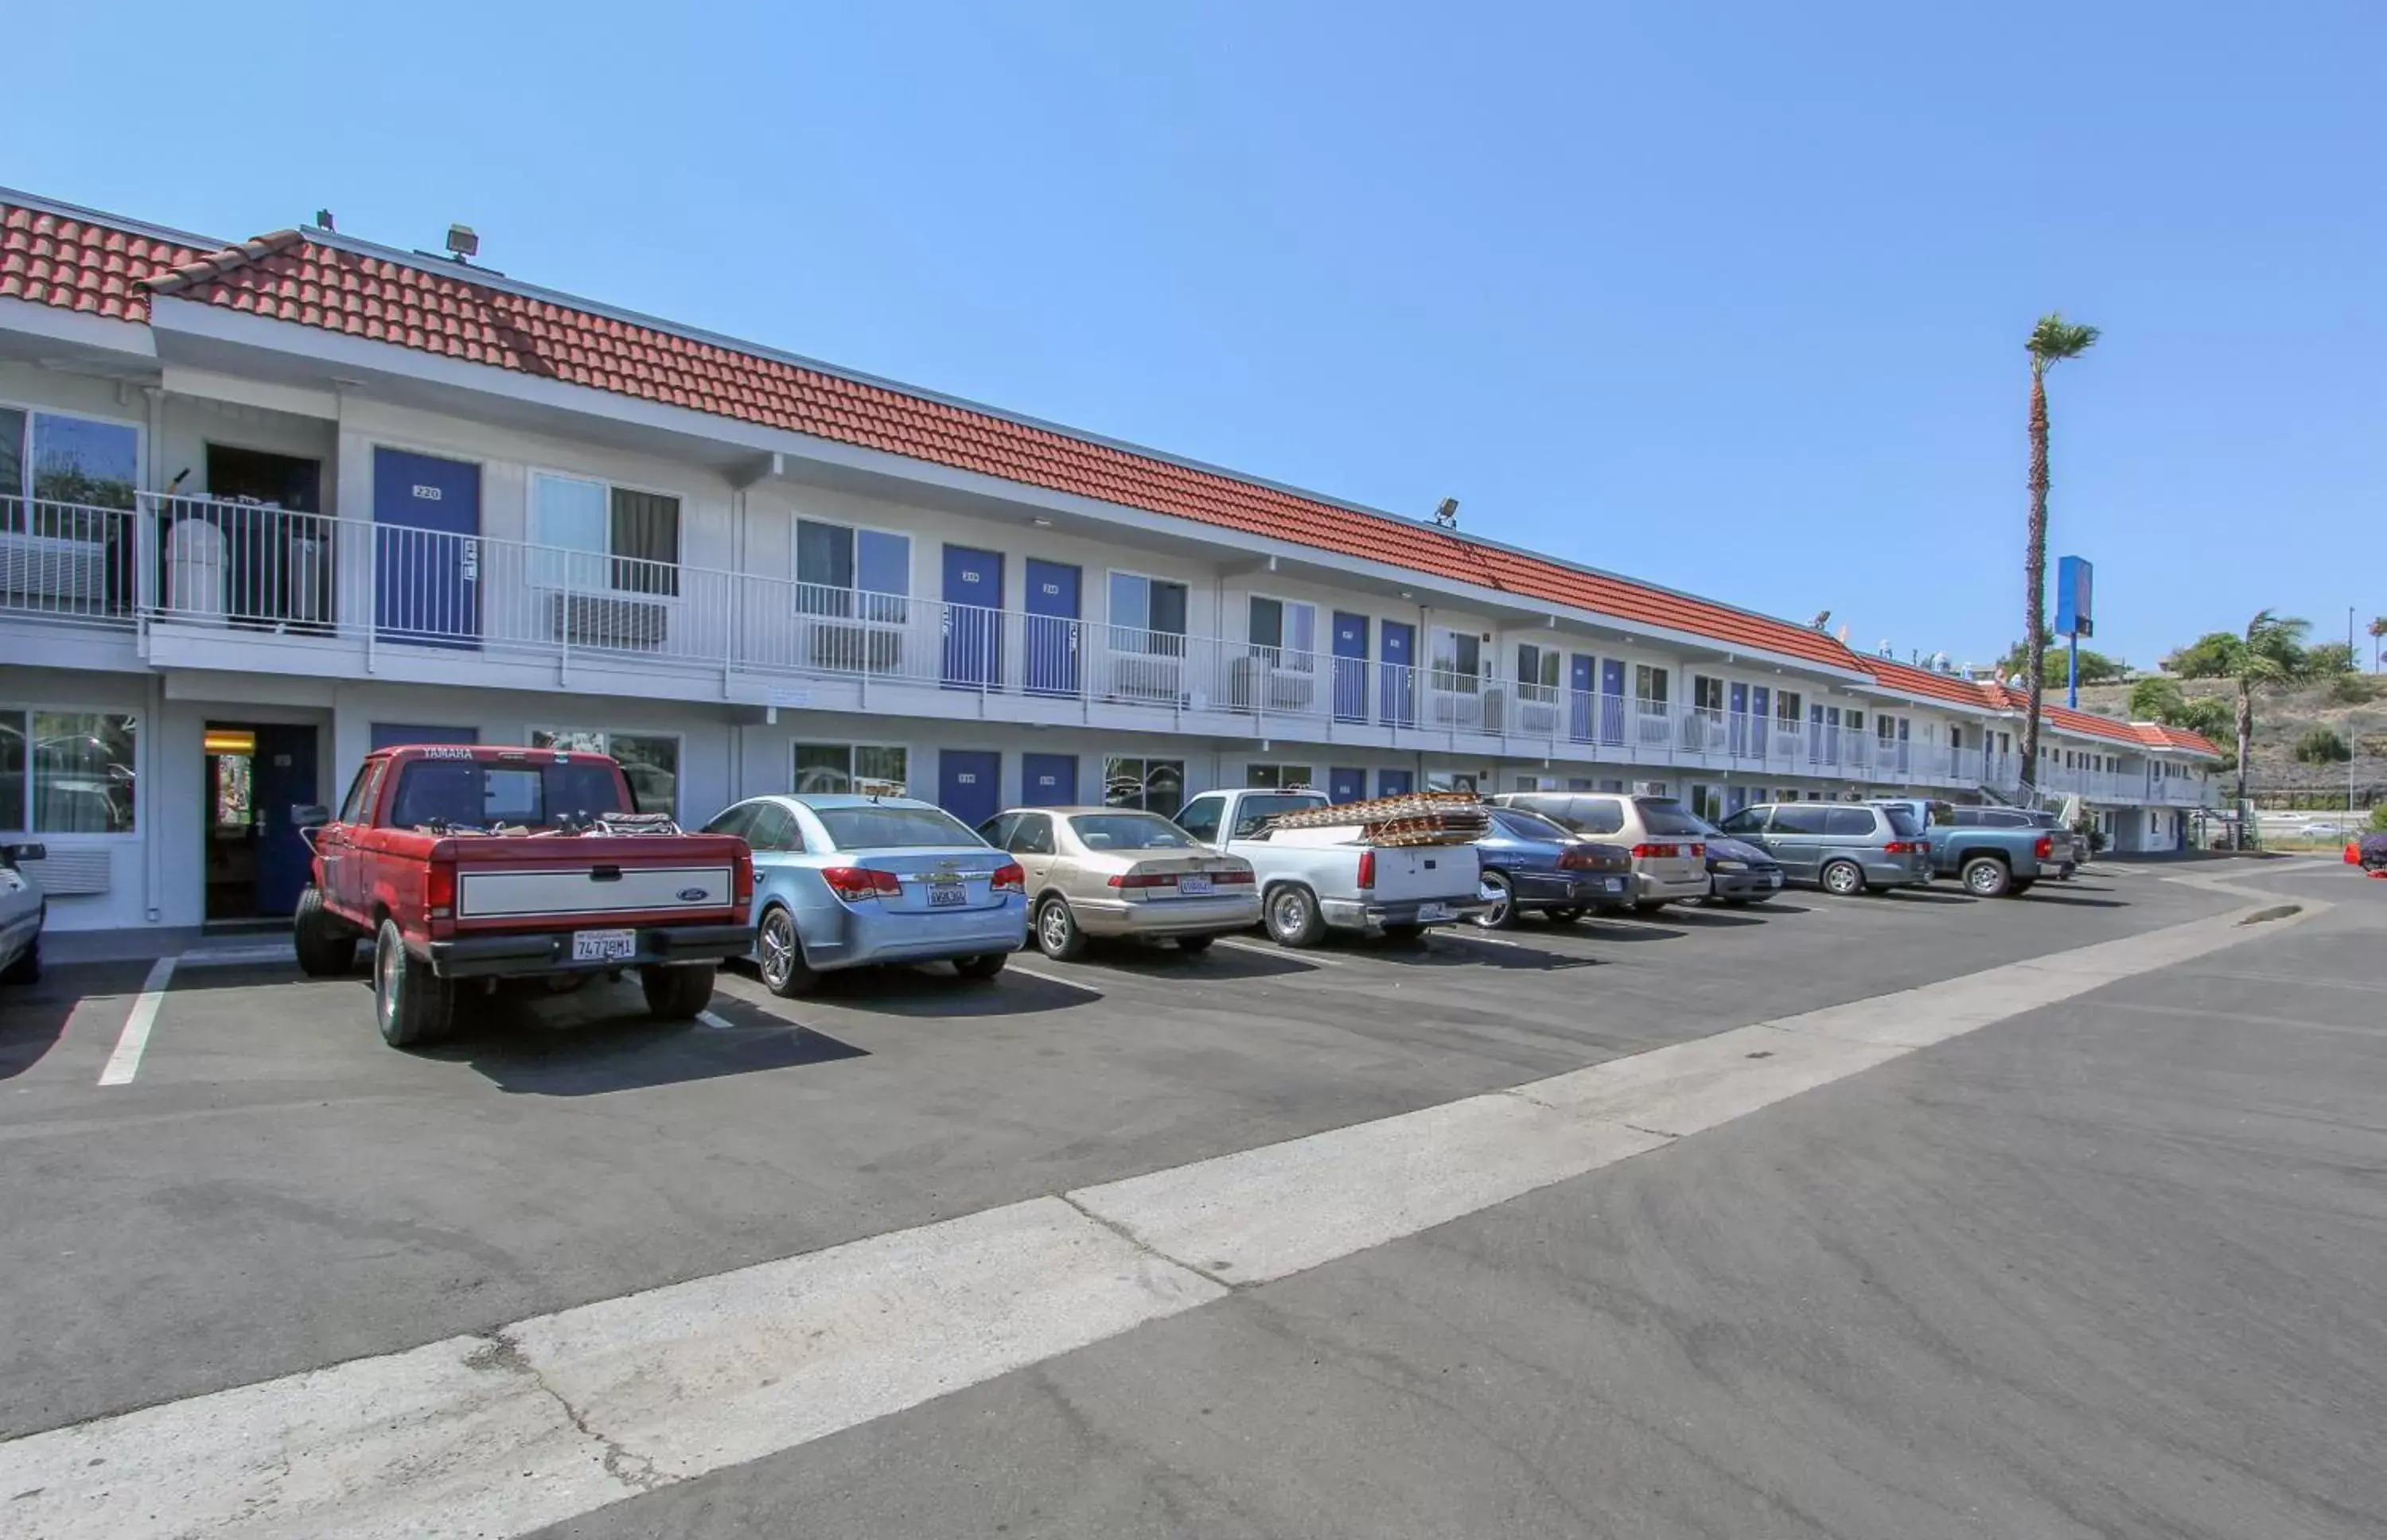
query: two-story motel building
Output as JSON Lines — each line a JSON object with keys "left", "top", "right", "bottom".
{"left": 0, "top": 189, "right": 2220, "bottom": 936}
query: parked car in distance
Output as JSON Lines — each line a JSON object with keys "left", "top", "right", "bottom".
{"left": 0, "top": 841, "right": 47, "bottom": 985}
{"left": 705, "top": 794, "right": 1026, "bottom": 996}
{"left": 1681, "top": 818, "right": 1784, "bottom": 904}
{"left": 293, "top": 745, "right": 755, "bottom": 1046}
{"left": 1489, "top": 793, "right": 1710, "bottom": 911}
{"left": 2300, "top": 821, "right": 2350, "bottom": 840}
{"left": 1470, "top": 806, "right": 1634, "bottom": 928}
{"left": 1173, "top": 788, "right": 1489, "bottom": 946}
{"left": 976, "top": 806, "right": 1258, "bottom": 959}
{"left": 1714, "top": 802, "right": 1933, "bottom": 896}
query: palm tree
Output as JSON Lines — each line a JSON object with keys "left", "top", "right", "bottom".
{"left": 2019, "top": 313, "right": 2099, "bottom": 796}
{"left": 2369, "top": 614, "right": 2385, "bottom": 672}
{"left": 2220, "top": 609, "right": 2312, "bottom": 846}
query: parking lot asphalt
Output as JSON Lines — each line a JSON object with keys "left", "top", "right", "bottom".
{"left": 539, "top": 860, "right": 2380, "bottom": 1540}
{"left": 0, "top": 865, "right": 2257, "bottom": 1441}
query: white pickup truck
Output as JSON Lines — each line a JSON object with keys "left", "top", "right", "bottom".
{"left": 1172, "top": 788, "right": 1490, "bottom": 946}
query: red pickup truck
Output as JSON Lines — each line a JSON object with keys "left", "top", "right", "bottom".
{"left": 290, "top": 745, "right": 755, "bottom": 1048}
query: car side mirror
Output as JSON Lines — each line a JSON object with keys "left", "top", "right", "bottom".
{"left": 291, "top": 803, "right": 332, "bottom": 829}
{"left": 4, "top": 842, "right": 45, "bottom": 865}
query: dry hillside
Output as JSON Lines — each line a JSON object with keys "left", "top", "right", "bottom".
{"left": 2075, "top": 675, "right": 2387, "bottom": 804}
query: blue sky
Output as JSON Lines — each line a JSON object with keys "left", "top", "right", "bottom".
{"left": 13, "top": 1, "right": 2381, "bottom": 668}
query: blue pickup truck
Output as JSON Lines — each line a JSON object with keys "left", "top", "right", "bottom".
{"left": 1868, "top": 799, "right": 2079, "bottom": 898}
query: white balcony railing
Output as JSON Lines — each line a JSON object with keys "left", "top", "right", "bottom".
{"left": 0, "top": 495, "right": 2214, "bottom": 799}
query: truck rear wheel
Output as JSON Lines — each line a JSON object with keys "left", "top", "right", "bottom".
{"left": 1265, "top": 884, "right": 1326, "bottom": 947}
{"left": 293, "top": 885, "right": 358, "bottom": 978}
{"left": 1961, "top": 856, "right": 2013, "bottom": 898}
{"left": 373, "top": 918, "right": 454, "bottom": 1048}
{"left": 641, "top": 963, "right": 715, "bottom": 1020}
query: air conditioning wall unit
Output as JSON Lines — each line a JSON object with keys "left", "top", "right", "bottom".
{"left": 1229, "top": 653, "right": 1317, "bottom": 714}
{"left": 0, "top": 531, "right": 108, "bottom": 608}
{"left": 806, "top": 621, "right": 902, "bottom": 673}
{"left": 551, "top": 592, "right": 668, "bottom": 651}
{"left": 1109, "top": 651, "right": 1184, "bottom": 706}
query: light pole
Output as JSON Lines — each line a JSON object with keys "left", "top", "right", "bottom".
{"left": 2353, "top": 607, "right": 2360, "bottom": 818}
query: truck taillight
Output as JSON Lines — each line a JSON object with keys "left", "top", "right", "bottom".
{"left": 991, "top": 861, "right": 1026, "bottom": 894}
{"left": 734, "top": 849, "right": 754, "bottom": 907}
{"left": 424, "top": 858, "right": 455, "bottom": 920}
{"left": 2035, "top": 834, "right": 2054, "bottom": 860}
{"left": 822, "top": 866, "right": 900, "bottom": 902}
{"left": 1357, "top": 850, "right": 1376, "bottom": 890}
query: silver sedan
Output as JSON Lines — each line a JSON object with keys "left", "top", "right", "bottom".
{"left": 976, "top": 807, "right": 1260, "bottom": 959}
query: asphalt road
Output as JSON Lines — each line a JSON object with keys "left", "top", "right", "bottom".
{"left": 5, "top": 858, "right": 2379, "bottom": 1538}
{"left": 520, "top": 861, "right": 2384, "bottom": 1540}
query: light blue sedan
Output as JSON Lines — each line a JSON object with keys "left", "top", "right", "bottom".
{"left": 699, "top": 794, "right": 1027, "bottom": 997}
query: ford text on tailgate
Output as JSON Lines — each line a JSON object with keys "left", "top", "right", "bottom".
{"left": 290, "top": 745, "right": 755, "bottom": 1049}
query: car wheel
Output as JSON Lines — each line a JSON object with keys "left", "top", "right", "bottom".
{"left": 1265, "top": 884, "right": 1326, "bottom": 947}
{"left": 1473, "top": 872, "right": 1517, "bottom": 930}
{"left": 1035, "top": 896, "right": 1088, "bottom": 960}
{"left": 292, "top": 885, "right": 358, "bottom": 978}
{"left": 1544, "top": 907, "right": 1587, "bottom": 925}
{"left": 0, "top": 934, "right": 39, "bottom": 986}
{"left": 954, "top": 951, "right": 1009, "bottom": 981}
{"left": 373, "top": 918, "right": 453, "bottom": 1048}
{"left": 1961, "top": 856, "right": 2013, "bottom": 897}
{"left": 1175, "top": 933, "right": 1217, "bottom": 954}
{"left": 641, "top": 963, "right": 715, "bottom": 1020}
{"left": 756, "top": 905, "right": 820, "bottom": 998}
{"left": 1820, "top": 860, "right": 1865, "bottom": 897}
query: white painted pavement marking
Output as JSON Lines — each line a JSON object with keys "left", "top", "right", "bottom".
{"left": 1006, "top": 962, "right": 1106, "bottom": 994}
{"left": 1212, "top": 935, "right": 1345, "bottom": 965}
{"left": 2, "top": 893, "right": 2323, "bottom": 1538}
{"left": 1431, "top": 928, "right": 1529, "bottom": 948}
{"left": 695, "top": 1010, "right": 737, "bottom": 1032}
{"left": 95, "top": 956, "right": 174, "bottom": 1087}
{"left": 175, "top": 942, "right": 299, "bottom": 969}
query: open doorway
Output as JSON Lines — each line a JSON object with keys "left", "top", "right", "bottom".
{"left": 203, "top": 721, "right": 319, "bottom": 925}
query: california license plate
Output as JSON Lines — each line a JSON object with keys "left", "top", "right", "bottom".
{"left": 1177, "top": 873, "right": 1213, "bottom": 896}
{"left": 1767, "top": 873, "right": 1783, "bottom": 888}
{"left": 929, "top": 882, "right": 968, "bottom": 908}
{"left": 1604, "top": 877, "right": 1626, "bottom": 892}
{"left": 571, "top": 928, "right": 636, "bottom": 962}
{"left": 1416, "top": 901, "right": 1451, "bottom": 922}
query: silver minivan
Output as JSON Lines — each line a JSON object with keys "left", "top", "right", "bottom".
{"left": 1492, "top": 793, "right": 1711, "bottom": 911}
{"left": 1713, "top": 802, "right": 1932, "bottom": 896}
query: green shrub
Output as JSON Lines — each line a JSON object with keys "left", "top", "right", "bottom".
{"left": 2327, "top": 672, "right": 2382, "bottom": 706}
{"left": 2292, "top": 727, "right": 2350, "bottom": 764}
{"left": 2372, "top": 805, "right": 2387, "bottom": 833}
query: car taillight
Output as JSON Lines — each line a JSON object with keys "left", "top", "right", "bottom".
{"left": 1357, "top": 850, "right": 1376, "bottom": 890}
{"left": 1213, "top": 867, "right": 1255, "bottom": 885}
{"left": 823, "top": 865, "right": 899, "bottom": 902}
{"left": 424, "top": 858, "right": 455, "bottom": 920}
{"left": 1689, "top": 843, "right": 1706, "bottom": 858}
{"left": 1558, "top": 846, "right": 1591, "bottom": 869}
{"left": 1630, "top": 842, "right": 1679, "bottom": 859}
{"left": 1883, "top": 841, "right": 1919, "bottom": 854}
{"left": 2035, "top": 834, "right": 2054, "bottom": 860}
{"left": 991, "top": 861, "right": 1026, "bottom": 894}
{"left": 1107, "top": 869, "right": 1167, "bottom": 889}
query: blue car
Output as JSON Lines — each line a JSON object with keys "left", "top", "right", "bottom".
{"left": 700, "top": 794, "right": 1028, "bottom": 996}
{"left": 1471, "top": 806, "right": 1637, "bottom": 930}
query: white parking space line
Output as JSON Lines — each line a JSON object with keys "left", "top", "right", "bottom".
{"left": 695, "top": 1010, "right": 738, "bottom": 1031}
{"left": 1213, "top": 936, "right": 1345, "bottom": 966}
{"left": 95, "top": 956, "right": 175, "bottom": 1087}
{"left": 1433, "top": 929, "right": 1528, "bottom": 949}
{"left": 1006, "top": 962, "right": 1106, "bottom": 994}
{"left": 1, "top": 896, "right": 2320, "bottom": 1539}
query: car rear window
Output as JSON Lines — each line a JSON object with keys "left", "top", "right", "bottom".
{"left": 1491, "top": 808, "right": 1574, "bottom": 842}
{"left": 1883, "top": 806, "right": 1926, "bottom": 838}
{"left": 1633, "top": 799, "right": 1707, "bottom": 837}
{"left": 387, "top": 760, "right": 629, "bottom": 832}
{"left": 815, "top": 805, "right": 981, "bottom": 850}
{"left": 1069, "top": 813, "right": 1198, "bottom": 851}
{"left": 1540, "top": 797, "right": 1624, "bottom": 834}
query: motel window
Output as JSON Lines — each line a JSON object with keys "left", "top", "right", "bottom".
{"left": 796, "top": 519, "right": 912, "bottom": 622}
{"left": 1692, "top": 675, "right": 1724, "bottom": 714}
{"left": 1248, "top": 597, "right": 1318, "bottom": 667}
{"left": 528, "top": 729, "right": 681, "bottom": 817}
{"left": 1108, "top": 573, "right": 1190, "bottom": 655}
{"left": 1776, "top": 690, "right": 1802, "bottom": 723}
{"left": 793, "top": 744, "right": 909, "bottom": 796}
{"left": 528, "top": 472, "right": 682, "bottom": 596}
{"left": 1517, "top": 644, "right": 1561, "bottom": 692}
{"left": 1102, "top": 756, "right": 1185, "bottom": 818}
{"left": 2, "top": 408, "right": 140, "bottom": 518}
{"left": 1430, "top": 630, "right": 1482, "bottom": 693}
{"left": 1247, "top": 764, "right": 1315, "bottom": 791}
{"left": 0, "top": 709, "right": 138, "bottom": 833}
{"left": 1636, "top": 664, "right": 1670, "bottom": 714}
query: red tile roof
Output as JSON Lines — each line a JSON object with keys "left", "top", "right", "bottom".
{"left": 1, "top": 204, "right": 209, "bottom": 323}
{"left": 0, "top": 190, "right": 2239, "bottom": 763}
{"left": 137, "top": 228, "right": 1865, "bottom": 672}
